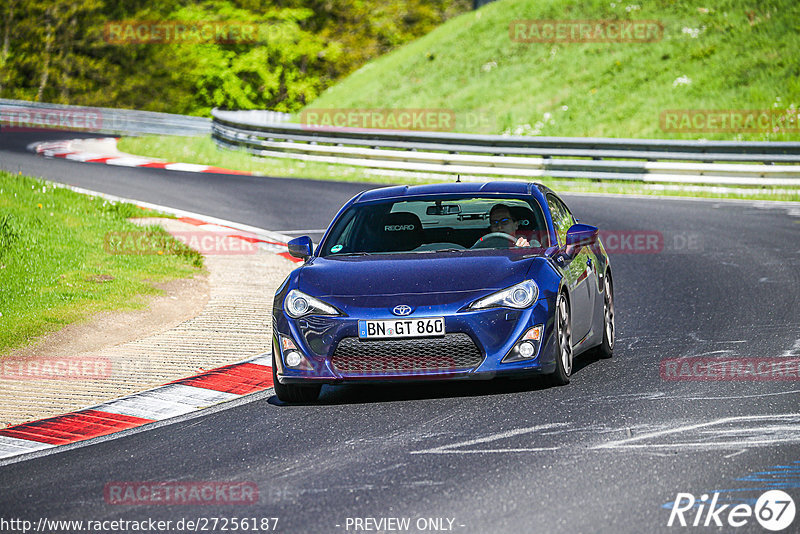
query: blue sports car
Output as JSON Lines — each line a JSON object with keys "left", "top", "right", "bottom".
{"left": 272, "top": 182, "right": 614, "bottom": 402}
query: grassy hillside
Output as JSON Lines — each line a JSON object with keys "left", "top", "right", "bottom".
{"left": 305, "top": 0, "right": 799, "bottom": 140}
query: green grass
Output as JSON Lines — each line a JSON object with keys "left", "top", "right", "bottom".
{"left": 120, "top": 135, "right": 381, "bottom": 183}
{"left": 0, "top": 171, "right": 203, "bottom": 354}
{"left": 119, "top": 134, "right": 799, "bottom": 201}
{"left": 305, "top": 0, "right": 800, "bottom": 141}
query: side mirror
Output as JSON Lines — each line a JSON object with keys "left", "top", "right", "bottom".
{"left": 287, "top": 236, "right": 313, "bottom": 260}
{"left": 566, "top": 223, "right": 598, "bottom": 248}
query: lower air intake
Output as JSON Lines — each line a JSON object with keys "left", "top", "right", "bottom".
{"left": 332, "top": 333, "right": 483, "bottom": 375}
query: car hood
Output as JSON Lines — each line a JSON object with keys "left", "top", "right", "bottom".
{"left": 297, "top": 252, "right": 554, "bottom": 299}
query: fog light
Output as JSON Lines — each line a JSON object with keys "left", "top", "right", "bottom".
{"left": 285, "top": 351, "right": 303, "bottom": 368}
{"left": 518, "top": 341, "right": 535, "bottom": 358}
{"left": 502, "top": 324, "right": 545, "bottom": 363}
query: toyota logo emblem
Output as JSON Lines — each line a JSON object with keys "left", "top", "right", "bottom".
{"left": 392, "top": 305, "right": 413, "bottom": 316}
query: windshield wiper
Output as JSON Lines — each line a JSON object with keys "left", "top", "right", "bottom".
{"left": 407, "top": 248, "right": 468, "bottom": 254}
{"left": 329, "top": 252, "right": 371, "bottom": 257}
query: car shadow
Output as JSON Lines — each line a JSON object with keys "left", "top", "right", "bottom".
{"left": 268, "top": 356, "right": 607, "bottom": 406}
{"left": 572, "top": 349, "right": 606, "bottom": 375}
{"left": 321, "top": 379, "right": 547, "bottom": 405}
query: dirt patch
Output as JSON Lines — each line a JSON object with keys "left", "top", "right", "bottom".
{"left": 3, "top": 275, "right": 209, "bottom": 362}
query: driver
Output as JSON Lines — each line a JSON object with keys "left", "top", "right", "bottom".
{"left": 485, "top": 204, "right": 530, "bottom": 247}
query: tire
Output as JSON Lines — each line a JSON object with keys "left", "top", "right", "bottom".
{"left": 272, "top": 348, "right": 321, "bottom": 403}
{"left": 594, "top": 273, "right": 615, "bottom": 359}
{"left": 549, "top": 292, "right": 573, "bottom": 386}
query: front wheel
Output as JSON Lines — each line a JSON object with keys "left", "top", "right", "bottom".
{"left": 548, "top": 292, "right": 573, "bottom": 386}
{"left": 592, "top": 273, "right": 614, "bottom": 359}
{"left": 272, "top": 349, "right": 321, "bottom": 403}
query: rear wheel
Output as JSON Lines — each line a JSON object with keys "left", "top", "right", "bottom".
{"left": 594, "top": 273, "right": 615, "bottom": 359}
{"left": 549, "top": 292, "right": 573, "bottom": 386}
{"left": 272, "top": 348, "right": 321, "bottom": 403}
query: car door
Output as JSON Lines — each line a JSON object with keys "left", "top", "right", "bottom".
{"left": 547, "top": 194, "right": 594, "bottom": 342}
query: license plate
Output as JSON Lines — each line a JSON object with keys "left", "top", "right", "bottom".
{"left": 358, "top": 317, "right": 445, "bottom": 339}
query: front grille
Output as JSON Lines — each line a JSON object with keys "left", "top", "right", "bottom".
{"left": 331, "top": 333, "right": 483, "bottom": 375}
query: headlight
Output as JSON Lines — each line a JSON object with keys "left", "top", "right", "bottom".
{"left": 468, "top": 280, "right": 539, "bottom": 310}
{"left": 284, "top": 289, "right": 340, "bottom": 318}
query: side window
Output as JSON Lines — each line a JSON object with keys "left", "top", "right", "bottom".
{"left": 547, "top": 195, "right": 573, "bottom": 247}
{"left": 555, "top": 197, "right": 575, "bottom": 225}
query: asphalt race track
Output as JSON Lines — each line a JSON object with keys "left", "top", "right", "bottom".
{"left": 1, "top": 131, "right": 799, "bottom": 533}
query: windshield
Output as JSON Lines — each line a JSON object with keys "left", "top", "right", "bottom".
{"left": 321, "top": 196, "right": 549, "bottom": 256}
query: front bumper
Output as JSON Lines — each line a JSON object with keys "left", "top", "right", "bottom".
{"left": 272, "top": 296, "right": 558, "bottom": 385}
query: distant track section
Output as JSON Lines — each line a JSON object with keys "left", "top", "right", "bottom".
{"left": 0, "top": 98, "right": 210, "bottom": 136}
{"left": 212, "top": 108, "right": 800, "bottom": 186}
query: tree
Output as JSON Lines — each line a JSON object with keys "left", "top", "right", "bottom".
{"left": 0, "top": 0, "right": 469, "bottom": 114}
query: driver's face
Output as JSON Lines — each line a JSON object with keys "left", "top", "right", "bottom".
{"left": 489, "top": 209, "right": 517, "bottom": 234}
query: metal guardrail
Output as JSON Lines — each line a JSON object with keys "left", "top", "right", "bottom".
{"left": 212, "top": 109, "right": 290, "bottom": 126}
{"left": 211, "top": 108, "right": 800, "bottom": 186}
{"left": 0, "top": 98, "right": 211, "bottom": 136}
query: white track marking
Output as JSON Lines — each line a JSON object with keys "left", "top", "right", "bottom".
{"left": 93, "top": 384, "right": 239, "bottom": 421}
{"left": 46, "top": 181, "right": 295, "bottom": 245}
{"left": 0, "top": 436, "right": 55, "bottom": 459}
{"left": 246, "top": 354, "right": 272, "bottom": 367}
{"left": 723, "top": 449, "right": 747, "bottom": 459}
{"left": 594, "top": 414, "right": 800, "bottom": 451}
{"left": 104, "top": 157, "right": 155, "bottom": 167}
{"left": 410, "top": 423, "right": 567, "bottom": 455}
{"left": 164, "top": 163, "right": 211, "bottom": 172}
{"left": 415, "top": 448, "right": 560, "bottom": 454}
{"left": 692, "top": 349, "right": 736, "bottom": 357}
{"left": 64, "top": 152, "right": 106, "bottom": 162}
{"left": 780, "top": 338, "right": 800, "bottom": 357}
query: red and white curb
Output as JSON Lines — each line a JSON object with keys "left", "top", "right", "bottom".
{"left": 32, "top": 138, "right": 254, "bottom": 176}
{"left": 32, "top": 138, "right": 305, "bottom": 263}
{"left": 0, "top": 182, "right": 305, "bottom": 463}
{"left": 62, "top": 182, "right": 305, "bottom": 264}
{"left": 0, "top": 354, "right": 273, "bottom": 460}
{"left": 170, "top": 215, "right": 302, "bottom": 263}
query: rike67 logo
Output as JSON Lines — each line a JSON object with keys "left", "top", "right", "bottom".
{"left": 667, "top": 490, "right": 796, "bottom": 531}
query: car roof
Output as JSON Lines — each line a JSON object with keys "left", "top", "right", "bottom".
{"left": 354, "top": 181, "right": 548, "bottom": 204}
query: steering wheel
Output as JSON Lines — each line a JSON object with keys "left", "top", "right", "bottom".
{"left": 471, "top": 232, "right": 517, "bottom": 249}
